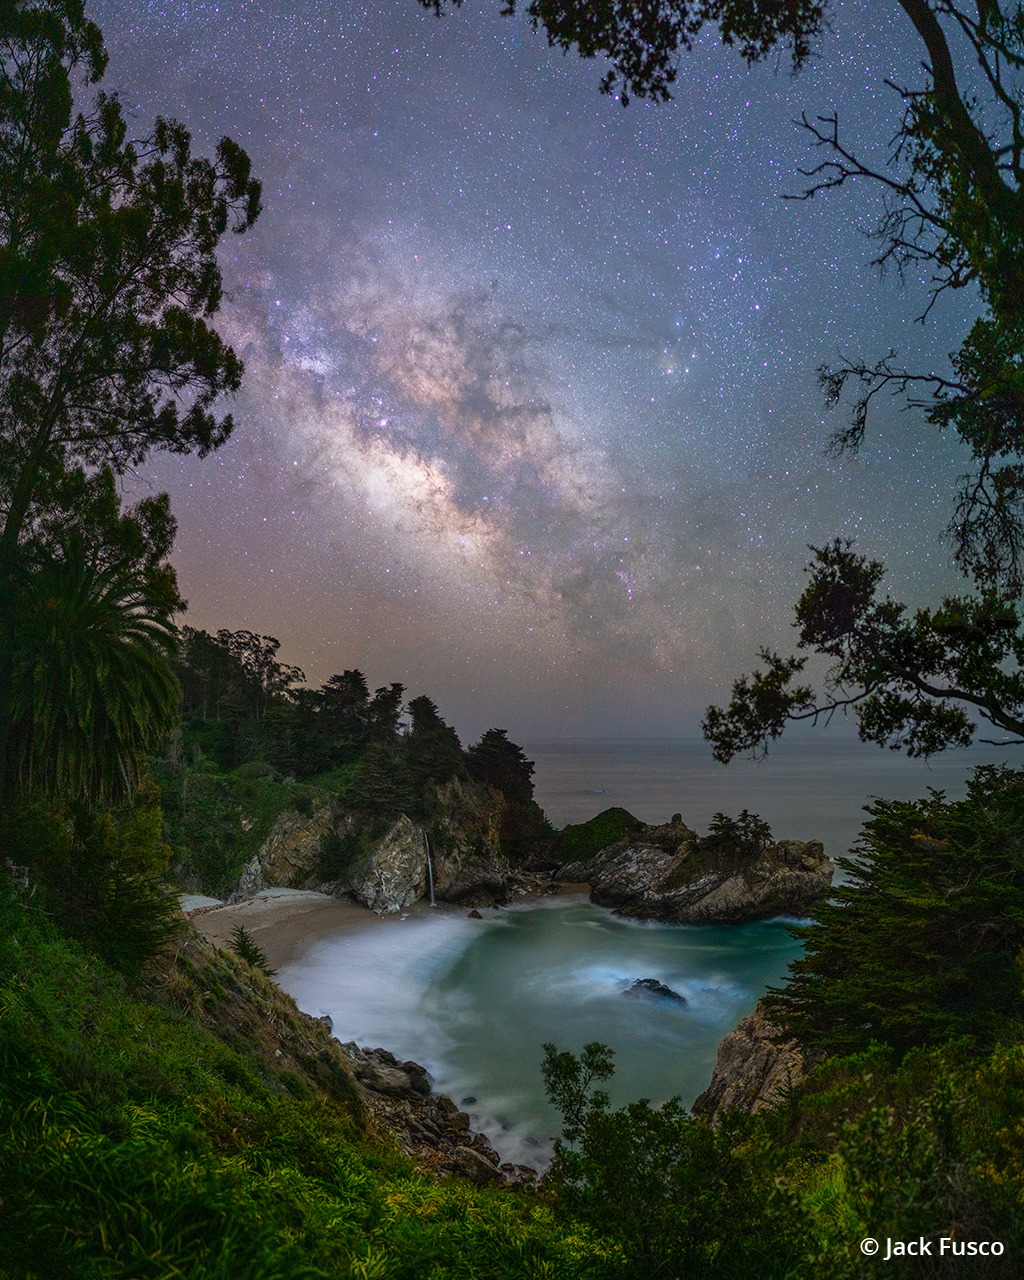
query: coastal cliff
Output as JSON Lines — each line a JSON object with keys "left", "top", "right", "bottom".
{"left": 233, "top": 776, "right": 556, "bottom": 913}
{"left": 692, "top": 1000, "right": 809, "bottom": 1122}
{"left": 557, "top": 813, "right": 834, "bottom": 923}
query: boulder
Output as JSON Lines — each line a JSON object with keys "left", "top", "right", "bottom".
{"left": 450, "top": 1144, "right": 503, "bottom": 1184}
{"left": 692, "top": 1001, "right": 808, "bottom": 1122}
{"left": 558, "top": 820, "right": 833, "bottom": 924}
{"left": 623, "top": 978, "right": 685, "bottom": 1002}
{"left": 339, "top": 1043, "right": 431, "bottom": 1098}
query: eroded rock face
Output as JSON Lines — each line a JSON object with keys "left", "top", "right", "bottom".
{"left": 233, "top": 803, "right": 334, "bottom": 898}
{"left": 232, "top": 776, "right": 515, "bottom": 914}
{"left": 691, "top": 1000, "right": 808, "bottom": 1122}
{"left": 557, "top": 817, "right": 833, "bottom": 924}
{"left": 346, "top": 814, "right": 432, "bottom": 913}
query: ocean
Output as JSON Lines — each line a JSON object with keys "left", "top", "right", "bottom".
{"left": 525, "top": 733, "right": 1018, "bottom": 865}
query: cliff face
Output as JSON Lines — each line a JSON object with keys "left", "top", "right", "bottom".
{"left": 692, "top": 1000, "right": 809, "bottom": 1123}
{"left": 557, "top": 816, "right": 834, "bottom": 924}
{"left": 232, "top": 776, "right": 553, "bottom": 913}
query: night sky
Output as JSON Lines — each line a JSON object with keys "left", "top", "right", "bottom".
{"left": 97, "top": 0, "right": 981, "bottom": 740}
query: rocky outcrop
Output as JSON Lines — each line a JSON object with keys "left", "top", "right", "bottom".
{"left": 557, "top": 816, "right": 833, "bottom": 924}
{"left": 623, "top": 978, "right": 685, "bottom": 1002}
{"left": 345, "top": 813, "right": 438, "bottom": 913}
{"left": 233, "top": 776, "right": 529, "bottom": 913}
{"left": 233, "top": 802, "right": 334, "bottom": 898}
{"left": 339, "top": 1043, "right": 537, "bottom": 1188}
{"left": 691, "top": 1001, "right": 809, "bottom": 1122}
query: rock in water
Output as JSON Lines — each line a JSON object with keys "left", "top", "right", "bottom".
{"left": 623, "top": 977, "right": 685, "bottom": 1002}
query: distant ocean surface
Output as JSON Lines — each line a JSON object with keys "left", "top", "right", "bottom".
{"left": 524, "top": 734, "right": 1019, "bottom": 867}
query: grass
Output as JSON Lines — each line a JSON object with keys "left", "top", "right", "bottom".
{"left": 0, "top": 887, "right": 608, "bottom": 1279}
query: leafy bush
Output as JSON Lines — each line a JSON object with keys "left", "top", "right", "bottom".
{"left": 555, "top": 808, "right": 644, "bottom": 865}
{"left": 4, "top": 783, "right": 178, "bottom": 976}
{"left": 766, "top": 765, "right": 1024, "bottom": 1057}
{"left": 700, "top": 809, "right": 772, "bottom": 859}
{"left": 541, "top": 1042, "right": 802, "bottom": 1279}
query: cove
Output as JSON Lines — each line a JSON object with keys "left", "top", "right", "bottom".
{"left": 277, "top": 896, "right": 805, "bottom": 1165}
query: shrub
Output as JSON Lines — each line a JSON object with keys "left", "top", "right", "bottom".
{"left": 766, "top": 765, "right": 1024, "bottom": 1058}
{"left": 228, "top": 925, "right": 276, "bottom": 978}
{"left": 555, "top": 807, "right": 644, "bottom": 865}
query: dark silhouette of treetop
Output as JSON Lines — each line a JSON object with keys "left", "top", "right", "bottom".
{"left": 0, "top": 0, "right": 261, "bottom": 810}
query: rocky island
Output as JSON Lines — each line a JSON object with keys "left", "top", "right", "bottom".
{"left": 556, "top": 810, "right": 834, "bottom": 924}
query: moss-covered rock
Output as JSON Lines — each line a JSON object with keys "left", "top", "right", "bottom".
{"left": 553, "top": 807, "right": 644, "bottom": 866}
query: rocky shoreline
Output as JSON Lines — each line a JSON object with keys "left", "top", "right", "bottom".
{"left": 193, "top": 794, "right": 834, "bottom": 1158}
{"left": 340, "top": 1042, "right": 538, "bottom": 1188}
{"left": 692, "top": 1000, "right": 810, "bottom": 1122}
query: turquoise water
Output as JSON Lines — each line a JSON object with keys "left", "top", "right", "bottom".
{"left": 278, "top": 897, "right": 804, "bottom": 1165}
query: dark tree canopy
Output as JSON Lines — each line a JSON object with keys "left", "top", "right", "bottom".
{"left": 465, "top": 727, "right": 536, "bottom": 807}
{"left": 405, "top": 694, "right": 466, "bottom": 788}
{"left": 0, "top": 0, "right": 261, "bottom": 811}
{"left": 703, "top": 539, "right": 1024, "bottom": 760}
{"left": 765, "top": 765, "right": 1024, "bottom": 1056}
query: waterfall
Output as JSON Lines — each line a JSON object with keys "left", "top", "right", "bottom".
{"left": 423, "top": 830, "right": 436, "bottom": 907}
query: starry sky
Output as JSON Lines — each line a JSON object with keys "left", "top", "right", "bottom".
{"left": 96, "top": 0, "right": 982, "bottom": 741}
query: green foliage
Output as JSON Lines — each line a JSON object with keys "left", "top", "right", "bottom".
{"left": 555, "top": 807, "right": 643, "bottom": 864}
{"left": 541, "top": 1042, "right": 803, "bottom": 1279}
{"left": 151, "top": 745, "right": 319, "bottom": 895}
{"left": 4, "top": 780, "right": 179, "bottom": 976}
{"left": 228, "top": 925, "right": 276, "bottom": 978}
{"left": 780, "top": 1047, "right": 1023, "bottom": 1278}
{"left": 0, "top": 892, "right": 608, "bottom": 1280}
{"left": 316, "top": 829, "right": 363, "bottom": 881}
{"left": 766, "top": 765, "right": 1024, "bottom": 1057}
{"left": 343, "top": 742, "right": 419, "bottom": 816}
{"left": 10, "top": 534, "right": 181, "bottom": 806}
{"left": 700, "top": 809, "right": 772, "bottom": 859}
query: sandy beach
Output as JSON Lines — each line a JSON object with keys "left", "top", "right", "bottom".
{"left": 180, "top": 885, "right": 592, "bottom": 969}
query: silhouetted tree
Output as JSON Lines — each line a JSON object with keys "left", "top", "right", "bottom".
{"left": 367, "top": 683, "right": 405, "bottom": 744}
{"left": 0, "top": 0, "right": 260, "bottom": 809}
{"left": 465, "top": 727, "right": 535, "bottom": 807}
{"left": 703, "top": 539, "right": 1024, "bottom": 761}
{"left": 404, "top": 695, "right": 465, "bottom": 791}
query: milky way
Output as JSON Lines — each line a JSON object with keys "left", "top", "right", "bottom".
{"left": 97, "top": 0, "right": 982, "bottom": 738}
